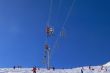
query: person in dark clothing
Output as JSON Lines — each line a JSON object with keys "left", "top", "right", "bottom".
{"left": 81, "top": 69, "right": 83, "bottom": 73}
{"left": 32, "top": 67, "right": 37, "bottom": 73}
{"left": 13, "top": 66, "right": 16, "bottom": 69}
{"left": 89, "top": 65, "right": 91, "bottom": 70}
{"left": 105, "top": 67, "right": 107, "bottom": 72}
{"left": 101, "top": 66, "right": 104, "bottom": 70}
{"left": 89, "top": 65, "right": 94, "bottom": 71}
{"left": 53, "top": 67, "right": 55, "bottom": 71}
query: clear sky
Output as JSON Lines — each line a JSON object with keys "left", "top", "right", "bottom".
{"left": 0, "top": 0, "right": 110, "bottom": 68}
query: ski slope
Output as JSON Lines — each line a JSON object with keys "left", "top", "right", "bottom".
{"left": 0, "top": 62, "right": 110, "bottom": 73}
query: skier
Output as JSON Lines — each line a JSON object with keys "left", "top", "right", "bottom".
{"left": 32, "top": 67, "right": 37, "bottom": 73}
{"left": 101, "top": 65, "right": 104, "bottom": 70}
{"left": 13, "top": 66, "right": 16, "bottom": 69}
{"left": 81, "top": 69, "right": 83, "bottom": 73}
{"left": 89, "top": 65, "right": 91, "bottom": 70}
{"left": 89, "top": 65, "right": 95, "bottom": 71}
{"left": 53, "top": 67, "right": 55, "bottom": 71}
{"left": 105, "top": 67, "right": 107, "bottom": 72}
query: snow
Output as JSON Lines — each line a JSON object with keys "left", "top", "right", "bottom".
{"left": 0, "top": 62, "right": 110, "bottom": 73}
{"left": 103, "top": 62, "right": 110, "bottom": 67}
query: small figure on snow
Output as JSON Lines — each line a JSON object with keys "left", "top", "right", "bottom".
{"left": 101, "top": 65, "right": 104, "bottom": 70}
{"left": 89, "top": 65, "right": 91, "bottom": 70}
{"left": 81, "top": 69, "right": 83, "bottom": 73}
{"left": 88, "top": 65, "right": 94, "bottom": 71}
{"left": 32, "top": 66, "right": 37, "bottom": 73}
{"left": 53, "top": 67, "right": 55, "bottom": 71}
{"left": 13, "top": 66, "right": 16, "bottom": 69}
{"left": 105, "top": 67, "right": 107, "bottom": 72}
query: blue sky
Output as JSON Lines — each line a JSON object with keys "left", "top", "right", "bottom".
{"left": 0, "top": 0, "right": 110, "bottom": 68}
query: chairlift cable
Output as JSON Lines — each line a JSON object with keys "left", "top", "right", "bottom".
{"left": 52, "top": 0, "right": 76, "bottom": 49}
{"left": 47, "top": 0, "right": 53, "bottom": 26}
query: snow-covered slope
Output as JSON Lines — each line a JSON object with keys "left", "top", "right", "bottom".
{"left": 103, "top": 62, "right": 110, "bottom": 67}
{"left": 0, "top": 62, "right": 110, "bottom": 73}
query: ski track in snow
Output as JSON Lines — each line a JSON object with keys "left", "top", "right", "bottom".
{"left": 0, "top": 62, "right": 110, "bottom": 73}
